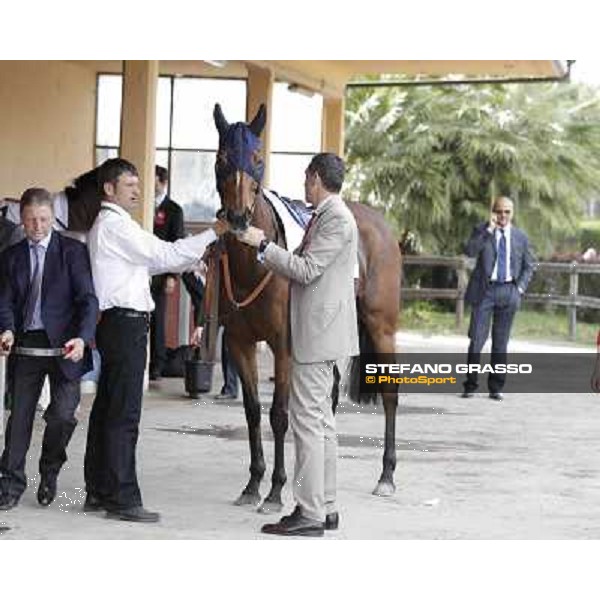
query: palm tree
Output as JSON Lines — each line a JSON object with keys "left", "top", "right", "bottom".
{"left": 345, "top": 81, "right": 600, "bottom": 256}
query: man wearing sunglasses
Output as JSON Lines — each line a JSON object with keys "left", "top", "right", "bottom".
{"left": 462, "top": 196, "right": 535, "bottom": 401}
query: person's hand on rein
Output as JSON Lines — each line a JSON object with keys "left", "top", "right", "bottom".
{"left": 236, "top": 226, "right": 266, "bottom": 248}
{"left": 213, "top": 218, "right": 230, "bottom": 236}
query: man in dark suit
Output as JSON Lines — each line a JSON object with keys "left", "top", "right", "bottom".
{"left": 0, "top": 188, "right": 98, "bottom": 509}
{"left": 150, "top": 165, "right": 185, "bottom": 380}
{"left": 462, "top": 196, "right": 535, "bottom": 400}
{"left": 151, "top": 166, "right": 239, "bottom": 394}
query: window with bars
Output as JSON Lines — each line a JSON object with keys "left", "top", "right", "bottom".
{"left": 95, "top": 75, "right": 323, "bottom": 220}
{"left": 269, "top": 82, "right": 323, "bottom": 201}
{"left": 95, "top": 74, "right": 246, "bottom": 222}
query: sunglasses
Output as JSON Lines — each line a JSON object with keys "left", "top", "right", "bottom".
{"left": 494, "top": 209, "right": 511, "bottom": 214}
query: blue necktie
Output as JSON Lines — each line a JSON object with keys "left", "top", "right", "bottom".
{"left": 497, "top": 229, "right": 507, "bottom": 282}
{"left": 24, "top": 243, "right": 43, "bottom": 329}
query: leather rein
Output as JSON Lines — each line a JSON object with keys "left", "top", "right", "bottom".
{"left": 220, "top": 190, "right": 280, "bottom": 311}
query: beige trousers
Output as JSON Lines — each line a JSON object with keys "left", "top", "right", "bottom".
{"left": 289, "top": 359, "right": 339, "bottom": 522}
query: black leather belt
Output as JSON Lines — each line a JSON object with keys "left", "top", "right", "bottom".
{"left": 103, "top": 307, "right": 150, "bottom": 319}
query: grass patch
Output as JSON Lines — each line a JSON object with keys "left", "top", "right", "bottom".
{"left": 400, "top": 301, "right": 598, "bottom": 346}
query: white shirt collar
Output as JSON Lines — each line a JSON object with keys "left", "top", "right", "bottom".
{"left": 155, "top": 192, "right": 167, "bottom": 208}
{"left": 28, "top": 230, "right": 52, "bottom": 249}
{"left": 101, "top": 201, "right": 131, "bottom": 219}
{"left": 496, "top": 223, "right": 512, "bottom": 235}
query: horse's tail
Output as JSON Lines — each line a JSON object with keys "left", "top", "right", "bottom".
{"left": 346, "top": 317, "right": 379, "bottom": 405}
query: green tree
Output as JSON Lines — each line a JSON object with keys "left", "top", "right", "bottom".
{"left": 345, "top": 82, "right": 600, "bottom": 256}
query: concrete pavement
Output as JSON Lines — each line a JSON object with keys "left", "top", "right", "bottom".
{"left": 1, "top": 332, "right": 599, "bottom": 539}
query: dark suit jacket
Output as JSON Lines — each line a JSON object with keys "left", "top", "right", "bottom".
{"left": 152, "top": 196, "right": 185, "bottom": 291}
{"left": 0, "top": 232, "right": 99, "bottom": 380}
{"left": 464, "top": 223, "right": 535, "bottom": 306}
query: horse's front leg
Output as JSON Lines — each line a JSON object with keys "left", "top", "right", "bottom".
{"left": 259, "top": 340, "right": 290, "bottom": 513}
{"left": 228, "top": 338, "right": 265, "bottom": 506}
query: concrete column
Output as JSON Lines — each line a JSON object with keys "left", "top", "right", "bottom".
{"left": 120, "top": 61, "right": 158, "bottom": 389}
{"left": 120, "top": 60, "right": 158, "bottom": 231}
{"left": 246, "top": 64, "right": 274, "bottom": 187}
{"left": 321, "top": 96, "right": 345, "bottom": 157}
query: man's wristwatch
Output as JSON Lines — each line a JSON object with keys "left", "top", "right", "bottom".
{"left": 258, "top": 238, "right": 271, "bottom": 254}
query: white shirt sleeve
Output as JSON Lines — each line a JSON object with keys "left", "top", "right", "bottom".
{"left": 106, "top": 218, "right": 217, "bottom": 275}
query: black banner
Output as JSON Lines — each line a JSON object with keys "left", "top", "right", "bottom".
{"left": 358, "top": 353, "right": 598, "bottom": 394}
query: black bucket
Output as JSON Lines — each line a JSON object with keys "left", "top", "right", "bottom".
{"left": 184, "top": 349, "right": 214, "bottom": 399}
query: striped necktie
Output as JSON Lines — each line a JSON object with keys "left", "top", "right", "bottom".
{"left": 24, "top": 243, "right": 44, "bottom": 329}
{"left": 297, "top": 213, "right": 318, "bottom": 255}
{"left": 497, "top": 229, "right": 507, "bottom": 282}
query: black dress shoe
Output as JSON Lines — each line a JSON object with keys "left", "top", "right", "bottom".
{"left": 106, "top": 506, "right": 161, "bottom": 523}
{"left": 461, "top": 391, "right": 475, "bottom": 398}
{"left": 0, "top": 496, "right": 19, "bottom": 511}
{"left": 324, "top": 512, "right": 339, "bottom": 531}
{"left": 37, "top": 476, "right": 57, "bottom": 507}
{"left": 279, "top": 505, "right": 302, "bottom": 524}
{"left": 489, "top": 392, "right": 504, "bottom": 401}
{"left": 83, "top": 494, "right": 105, "bottom": 512}
{"left": 280, "top": 506, "right": 339, "bottom": 531}
{"left": 261, "top": 512, "right": 324, "bottom": 537}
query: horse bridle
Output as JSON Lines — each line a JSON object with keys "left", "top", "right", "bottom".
{"left": 217, "top": 176, "right": 282, "bottom": 311}
{"left": 216, "top": 171, "right": 261, "bottom": 233}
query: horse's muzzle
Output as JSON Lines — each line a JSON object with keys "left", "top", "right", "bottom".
{"left": 222, "top": 208, "right": 251, "bottom": 233}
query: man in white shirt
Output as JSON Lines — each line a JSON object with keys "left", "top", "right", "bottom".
{"left": 83, "top": 158, "right": 227, "bottom": 523}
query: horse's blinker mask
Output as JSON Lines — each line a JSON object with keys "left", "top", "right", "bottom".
{"left": 214, "top": 103, "right": 266, "bottom": 232}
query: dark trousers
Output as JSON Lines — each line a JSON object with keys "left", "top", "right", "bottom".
{"left": 84, "top": 311, "right": 148, "bottom": 510}
{"left": 464, "top": 283, "right": 520, "bottom": 393}
{"left": 181, "top": 271, "right": 204, "bottom": 326}
{"left": 150, "top": 282, "right": 167, "bottom": 376}
{"left": 221, "top": 329, "right": 239, "bottom": 396}
{"left": 0, "top": 331, "right": 80, "bottom": 500}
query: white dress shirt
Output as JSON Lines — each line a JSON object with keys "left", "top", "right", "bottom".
{"left": 89, "top": 201, "right": 216, "bottom": 312}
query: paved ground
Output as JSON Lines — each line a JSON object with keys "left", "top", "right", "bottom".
{"left": 1, "top": 332, "right": 599, "bottom": 539}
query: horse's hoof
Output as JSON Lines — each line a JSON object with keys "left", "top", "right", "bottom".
{"left": 233, "top": 491, "right": 261, "bottom": 506}
{"left": 257, "top": 500, "right": 283, "bottom": 514}
{"left": 372, "top": 480, "right": 396, "bottom": 497}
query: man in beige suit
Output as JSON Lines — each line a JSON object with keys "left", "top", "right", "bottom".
{"left": 237, "top": 153, "right": 359, "bottom": 536}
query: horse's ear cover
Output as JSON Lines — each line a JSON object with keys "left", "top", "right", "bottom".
{"left": 249, "top": 104, "right": 267, "bottom": 137}
{"left": 214, "top": 103, "right": 229, "bottom": 137}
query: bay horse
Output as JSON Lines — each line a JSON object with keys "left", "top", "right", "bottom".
{"left": 213, "top": 103, "right": 401, "bottom": 512}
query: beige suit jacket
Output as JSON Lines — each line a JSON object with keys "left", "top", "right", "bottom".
{"left": 263, "top": 194, "right": 359, "bottom": 364}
